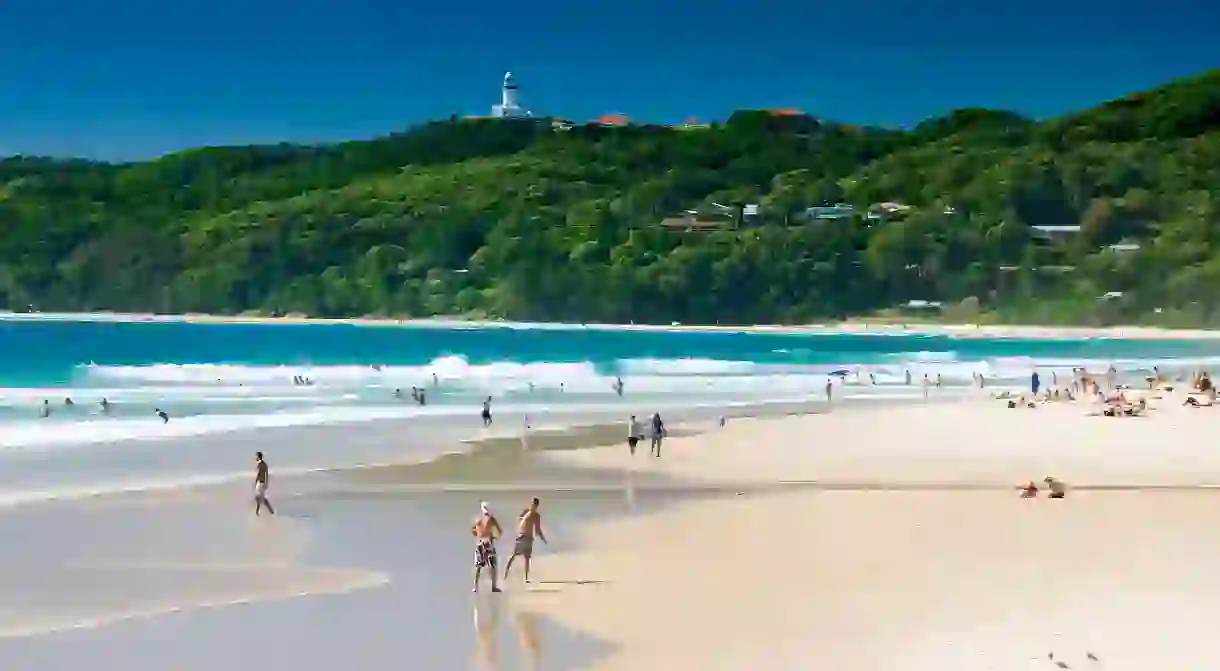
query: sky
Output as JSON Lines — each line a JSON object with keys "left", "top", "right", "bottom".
{"left": 0, "top": 0, "right": 1216, "bottom": 160}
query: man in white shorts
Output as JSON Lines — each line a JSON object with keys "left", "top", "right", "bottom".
{"left": 254, "top": 451, "right": 275, "bottom": 516}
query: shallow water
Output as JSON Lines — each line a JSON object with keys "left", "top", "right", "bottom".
{"left": 2, "top": 316, "right": 1215, "bottom": 506}
{"left": 0, "top": 480, "right": 729, "bottom": 670}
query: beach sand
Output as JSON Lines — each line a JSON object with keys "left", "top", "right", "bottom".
{"left": 6, "top": 397, "right": 1220, "bottom": 669}
{"left": 502, "top": 399, "right": 1220, "bottom": 670}
{"left": 8, "top": 309, "right": 1220, "bottom": 340}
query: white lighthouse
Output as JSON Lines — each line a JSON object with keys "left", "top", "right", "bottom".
{"left": 491, "top": 71, "right": 531, "bottom": 118}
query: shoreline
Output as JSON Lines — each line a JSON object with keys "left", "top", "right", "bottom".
{"left": 7, "top": 394, "right": 1220, "bottom": 667}
{"left": 4, "top": 309, "right": 1220, "bottom": 340}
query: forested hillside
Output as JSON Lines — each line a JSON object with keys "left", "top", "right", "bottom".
{"left": 2, "top": 69, "right": 1218, "bottom": 325}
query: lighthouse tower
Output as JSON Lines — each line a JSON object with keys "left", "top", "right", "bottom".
{"left": 491, "top": 71, "right": 530, "bottom": 118}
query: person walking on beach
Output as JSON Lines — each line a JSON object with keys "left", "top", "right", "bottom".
{"left": 482, "top": 396, "right": 493, "bottom": 427}
{"left": 627, "top": 415, "right": 642, "bottom": 455}
{"left": 1031, "top": 371, "right": 1041, "bottom": 395}
{"left": 649, "top": 412, "right": 666, "bottom": 457}
{"left": 472, "top": 501, "right": 503, "bottom": 593}
{"left": 253, "top": 451, "right": 275, "bottom": 516}
{"left": 504, "top": 497, "right": 548, "bottom": 584}
{"left": 825, "top": 378, "right": 833, "bottom": 403}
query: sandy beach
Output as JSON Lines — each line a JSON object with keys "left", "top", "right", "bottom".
{"left": 5, "top": 392, "right": 1220, "bottom": 669}
{"left": 6, "top": 309, "right": 1220, "bottom": 340}
{"left": 503, "top": 398, "right": 1220, "bottom": 670}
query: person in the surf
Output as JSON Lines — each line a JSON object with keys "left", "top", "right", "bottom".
{"left": 40, "top": 399, "right": 51, "bottom": 419}
{"left": 155, "top": 408, "right": 169, "bottom": 424}
{"left": 99, "top": 397, "right": 111, "bottom": 414}
{"left": 417, "top": 388, "right": 426, "bottom": 406}
{"left": 482, "top": 397, "right": 493, "bottom": 427}
{"left": 613, "top": 376, "right": 624, "bottom": 397}
{"left": 64, "top": 397, "right": 75, "bottom": 407}
{"left": 1031, "top": 371, "right": 1041, "bottom": 395}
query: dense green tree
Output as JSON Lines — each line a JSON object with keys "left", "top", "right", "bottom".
{"left": 2, "top": 69, "right": 1219, "bottom": 325}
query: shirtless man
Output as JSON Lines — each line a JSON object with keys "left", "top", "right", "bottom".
{"left": 504, "top": 497, "right": 548, "bottom": 583}
{"left": 254, "top": 451, "right": 275, "bottom": 516}
{"left": 471, "top": 501, "right": 503, "bottom": 592}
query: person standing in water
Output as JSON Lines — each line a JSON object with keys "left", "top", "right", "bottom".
{"left": 613, "top": 376, "right": 624, "bottom": 397}
{"left": 649, "top": 412, "right": 666, "bottom": 457}
{"left": 482, "top": 396, "right": 493, "bottom": 427}
{"left": 504, "top": 497, "right": 547, "bottom": 584}
{"left": 254, "top": 451, "right": 275, "bottom": 516}
{"left": 471, "top": 501, "right": 502, "bottom": 593}
{"left": 40, "top": 400, "right": 51, "bottom": 418}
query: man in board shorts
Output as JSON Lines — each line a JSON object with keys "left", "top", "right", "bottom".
{"left": 627, "top": 415, "right": 642, "bottom": 456}
{"left": 504, "top": 497, "right": 548, "bottom": 583}
{"left": 471, "top": 501, "right": 503, "bottom": 592}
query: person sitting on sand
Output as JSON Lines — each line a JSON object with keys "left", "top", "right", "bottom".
{"left": 1020, "top": 481, "right": 1039, "bottom": 498}
{"left": 472, "top": 501, "right": 503, "bottom": 593}
{"left": 1044, "top": 476, "right": 1066, "bottom": 499}
{"left": 504, "top": 497, "right": 548, "bottom": 584}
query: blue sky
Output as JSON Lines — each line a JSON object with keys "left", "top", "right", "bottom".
{"left": 0, "top": 0, "right": 1216, "bottom": 159}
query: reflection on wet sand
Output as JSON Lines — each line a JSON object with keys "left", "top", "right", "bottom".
{"left": 473, "top": 598, "right": 501, "bottom": 670}
{"left": 624, "top": 466, "right": 636, "bottom": 512}
{"left": 516, "top": 611, "right": 541, "bottom": 671}
{"left": 473, "top": 599, "right": 548, "bottom": 670}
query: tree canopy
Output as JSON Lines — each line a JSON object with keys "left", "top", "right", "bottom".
{"left": 2, "top": 69, "right": 1219, "bottom": 326}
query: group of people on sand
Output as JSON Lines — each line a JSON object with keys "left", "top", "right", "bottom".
{"left": 470, "top": 497, "right": 548, "bottom": 593}
{"left": 1020, "top": 476, "right": 1067, "bottom": 499}
{"left": 626, "top": 412, "right": 666, "bottom": 457}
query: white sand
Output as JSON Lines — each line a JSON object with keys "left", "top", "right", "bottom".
{"left": 512, "top": 399, "right": 1220, "bottom": 669}
{"left": 6, "top": 309, "right": 1219, "bottom": 340}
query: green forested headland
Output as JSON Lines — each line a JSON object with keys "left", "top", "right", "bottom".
{"left": 3, "top": 69, "right": 1219, "bottom": 325}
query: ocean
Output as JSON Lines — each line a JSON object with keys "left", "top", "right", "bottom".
{"left": 3, "top": 314, "right": 1220, "bottom": 506}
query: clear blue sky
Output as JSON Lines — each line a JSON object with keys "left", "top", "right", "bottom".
{"left": 1, "top": 0, "right": 1216, "bottom": 160}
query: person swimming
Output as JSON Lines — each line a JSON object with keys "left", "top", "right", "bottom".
{"left": 155, "top": 408, "right": 169, "bottom": 424}
{"left": 100, "top": 397, "right": 111, "bottom": 414}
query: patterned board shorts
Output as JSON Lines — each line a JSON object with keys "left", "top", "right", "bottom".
{"left": 474, "top": 539, "right": 498, "bottom": 569}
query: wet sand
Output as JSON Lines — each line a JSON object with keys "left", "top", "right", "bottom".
{"left": 0, "top": 416, "right": 741, "bottom": 670}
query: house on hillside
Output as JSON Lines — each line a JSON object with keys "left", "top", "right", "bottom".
{"left": 866, "top": 202, "right": 912, "bottom": 222}
{"left": 658, "top": 215, "right": 733, "bottom": 233}
{"left": 804, "top": 203, "right": 856, "bottom": 221}
{"left": 1030, "top": 225, "right": 1082, "bottom": 242}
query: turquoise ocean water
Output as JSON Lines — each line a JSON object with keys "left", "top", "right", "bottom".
{"left": 3, "top": 314, "right": 1220, "bottom": 504}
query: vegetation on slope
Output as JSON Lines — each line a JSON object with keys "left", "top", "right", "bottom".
{"left": 2, "top": 69, "right": 1219, "bottom": 325}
